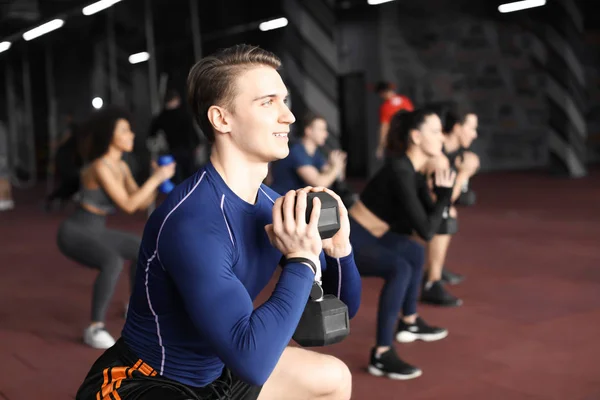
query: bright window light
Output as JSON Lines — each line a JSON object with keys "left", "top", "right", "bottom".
{"left": 498, "top": 0, "right": 546, "bottom": 13}
{"left": 259, "top": 17, "right": 288, "bottom": 32}
{"left": 23, "top": 19, "right": 65, "bottom": 41}
{"left": 129, "top": 52, "right": 150, "bottom": 64}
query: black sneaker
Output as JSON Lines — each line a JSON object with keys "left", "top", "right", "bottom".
{"left": 421, "top": 280, "right": 463, "bottom": 307}
{"left": 368, "top": 347, "right": 422, "bottom": 380}
{"left": 396, "top": 317, "right": 448, "bottom": 343}
{"left": 441, "top": 268, "right": 465, "bottom": 285}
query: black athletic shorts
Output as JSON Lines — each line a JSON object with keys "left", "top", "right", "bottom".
{"left": 75, "top": 338, "right": 263, "bottom": 400}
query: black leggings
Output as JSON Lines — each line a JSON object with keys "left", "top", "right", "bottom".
{"left": 349, "top": 217, "right": 425, "bottom": 346}
{"left": 57, "top": 207, "right": 141, "bottom": 322}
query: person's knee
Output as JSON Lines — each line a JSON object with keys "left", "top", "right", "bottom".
{"left": 316, "top": 356, "right": 352, "bottom": 400}
{"left": 403, "top": 241, "right": 425, "bottom": 271}
{"left": 387, "top": 258, "right": 411, "bottom": 281}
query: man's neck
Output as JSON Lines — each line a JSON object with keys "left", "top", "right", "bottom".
{"left": 301, "top": 137, "right": 317, "bottom": 156}
{"left": 209, "top": 144, "right": 269, "bottom": 205}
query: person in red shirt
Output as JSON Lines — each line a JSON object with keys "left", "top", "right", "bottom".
{"left": 375, "top": 81, "right": 415, "bottom": 159}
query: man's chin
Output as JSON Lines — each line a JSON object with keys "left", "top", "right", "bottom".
{"left": 272, "top": 147, "right": 290, "bottom": 161}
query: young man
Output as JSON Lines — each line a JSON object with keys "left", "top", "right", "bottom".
{"left": 75, "top": 44, "right": 362, "bottom": 400}
{"left": 269, "top": 112, "right": 347, "bottom": 195}
{"left": 375, "top": 81, "right": 415, "bottom": 159}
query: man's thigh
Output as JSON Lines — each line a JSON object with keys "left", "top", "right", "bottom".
{"left": 259, "top": 346, "right": 351, "bottom": 400}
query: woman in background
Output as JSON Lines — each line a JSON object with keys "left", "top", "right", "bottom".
{"left": 57, "top": 106, "right": 175, "bottom": 349}
{"left": 348, "top": 109, "right": 454, "bottom": 380}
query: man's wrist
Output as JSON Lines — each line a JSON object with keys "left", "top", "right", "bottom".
{"left": 284, "top": 252, "right": 320, "bottom": 274}
{"left": 324, "top": 243, "right": 352, "bottom": 259}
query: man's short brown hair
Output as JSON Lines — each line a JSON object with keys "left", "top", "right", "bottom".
{"left": 187, "top": 44, "right": 282, "bottom": 143}
{"left": 302, "top": 111, "right": 325, "bottom": 136}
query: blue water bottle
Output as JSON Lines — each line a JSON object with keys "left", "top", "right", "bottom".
{"left": 157, "top": 155, "right": 175, "bottom": 194}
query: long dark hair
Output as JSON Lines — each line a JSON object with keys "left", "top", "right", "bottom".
{"left": 79, "top": 106, "right": 132, "bottom": 163}
{"left": 386, "top": 108, "right": 439, "bottom": 157}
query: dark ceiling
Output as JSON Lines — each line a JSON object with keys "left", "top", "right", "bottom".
{"left": 0, "top": 0, "right": 598, "bottom": 46}
{"left": 0, "top": 0, "right": 284, "bottom": 41}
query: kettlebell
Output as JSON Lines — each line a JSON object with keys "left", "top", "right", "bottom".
{"left": 157, "top": 155, "right": 176, "bottom": 194}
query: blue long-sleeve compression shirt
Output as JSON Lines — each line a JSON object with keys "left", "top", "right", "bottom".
{"left": 121, "top": 161, "right": 362, "bottom": 388}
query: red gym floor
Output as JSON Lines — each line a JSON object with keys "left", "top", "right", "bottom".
{"left": 1, "top": 169, "right": 599, "bottom": 399}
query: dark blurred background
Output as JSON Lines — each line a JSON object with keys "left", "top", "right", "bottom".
{"left": 0, "top": 0, "right": 599, "bottom": 189}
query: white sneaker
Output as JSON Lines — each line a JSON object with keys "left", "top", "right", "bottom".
{"left": 83, "top": 325, "right": 116, "bottom": 349}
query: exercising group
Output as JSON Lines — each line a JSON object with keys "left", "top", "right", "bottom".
{"left": 57, "top": 44, "right": 479, "bottom": 399}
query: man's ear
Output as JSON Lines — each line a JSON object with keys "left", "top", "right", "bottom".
{"left": 207, "top": 105, "right": 232, "bottom": 134}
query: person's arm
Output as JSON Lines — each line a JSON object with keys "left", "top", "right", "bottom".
{"left": 294, "top": 147, "right": 341, "bottom": 188}
{"left": 417, "top": 174, "right": 436, "bottom": 214}
{"left": 94, "top": 161, "right": 168, "bottom": 214}
{"left": 390, "top": 160, "right": 452, "bottom": 241}
{"left": 158, "top": 220, "right": 315, "bottom": 386}
{"left": 321, "top": 250, "right": 361, "bottom": 319}
{"left": 297, "top": 165, "right": 339, "bottom": 188}
{"left": 377, "top": 122, "right": 390, "bottom": 158}
{"left": 319, "top": 150, "right": 346, "bottom": 182}
{"left": 120, "top": 161, "right": 157, "bottom": 209}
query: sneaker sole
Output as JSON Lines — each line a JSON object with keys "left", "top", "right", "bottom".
{"left": 83, "top": 338, "right": 115, "bottom": 349}
{"left": 367, "top": 365, "right": 423, "bottom": 380}
{"left": 396, "top": 329, "right": 449, "bottom": 343}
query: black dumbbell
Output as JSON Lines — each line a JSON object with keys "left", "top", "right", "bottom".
{"left": 304, "top": 192, "right": 340, "bottom": 239}
{"left": 291, "top": 191, "right": 349, "bottom": 347}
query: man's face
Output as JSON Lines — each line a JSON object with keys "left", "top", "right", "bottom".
{"left": 378, "top": 89, "right": 393, "bottom": 101}
{"left": 305, "top": 118, "right": 328, "bottom": 146}
{"left": 227, "top": 66, "right": 295, "bottom": 162}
